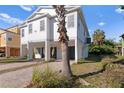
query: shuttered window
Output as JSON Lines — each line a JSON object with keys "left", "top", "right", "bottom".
{"left": 22, "top": 29, "right": 24, "bottom": 37}
{"left": 67, "top": 15, "right": 74, "bottom": 28}
{"left": 29, "top": 24, "right": 32, "bottom": 34}
{"left": 40, "top": 20, "right": 45, "bottom": 31}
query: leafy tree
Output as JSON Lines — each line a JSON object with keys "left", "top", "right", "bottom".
{"left": 53, "top": 5, "right": 72, "bottom": 78}
{"left": 93, "top": 29, "right": 105, "bottom": 46}
{"left": 104, "top": 39, "right": 115, "bottom": 48}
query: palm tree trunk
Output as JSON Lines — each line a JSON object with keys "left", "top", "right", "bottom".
{"left": 53, "top": 5, "right": 72, "bottom": 78}
{"left": 61, "top": 41, "right": 72, "bottom": 78}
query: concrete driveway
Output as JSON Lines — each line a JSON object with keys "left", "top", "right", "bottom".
{"left": 0, "top": 62, "right": 63, "bottom": 88}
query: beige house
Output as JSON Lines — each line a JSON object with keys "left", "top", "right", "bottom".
{"left": 0, "top": 26, "right": 20, "bottom": 57}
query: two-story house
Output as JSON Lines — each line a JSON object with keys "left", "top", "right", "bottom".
{"left": 121, "top": 34, "right": 124, "bottom": 56}
{"left": 0, "top": 26, "right": 20, "bottom": 57}
{"left": 19, "top": 6, "right": 90, "bottom": 62}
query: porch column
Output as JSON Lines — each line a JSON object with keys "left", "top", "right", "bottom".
{"left": 5, "top": 47, "right": 10, "bottom": 57}
{"left": 27, "top": 42, "right": 33, "bottom": 60}
{"left": 45, "top": 41, "right": 50, "bottom": 61}
{"left": 20, "top": 45, "right": 23, "bottom": 57}
{"left": 75, "top": 39, "right": 79, "bottom": 62}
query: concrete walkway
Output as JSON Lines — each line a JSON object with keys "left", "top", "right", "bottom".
{"left": 0, "top": 62, "right": 63, "bottom": 88}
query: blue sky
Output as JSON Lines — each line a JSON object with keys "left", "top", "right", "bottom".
{"left": 0, "top": 5, "right": 124, "bottom": 42}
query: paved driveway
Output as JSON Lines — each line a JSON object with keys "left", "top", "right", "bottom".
{"left": 0, "top": 62, "right": 41, "bottom": 72}
{"left": 0, "top": 62, "right": 63, "bottom": 88}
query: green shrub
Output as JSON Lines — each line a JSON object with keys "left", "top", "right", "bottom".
{"left": 31, "top": 66, "right": 74, "bottom": 88}
{"left": 89, "top": 44, "right": 114, "bottom": 55}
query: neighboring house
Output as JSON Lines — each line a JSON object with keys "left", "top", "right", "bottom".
{"left": 121, "top": 34, "right": 124, "bottom": 56}
{"left": 0, "top": 26, "right": 20, "bottom": 57}
{"left": 19, "top": 6, "right": 90, "bottom": 62}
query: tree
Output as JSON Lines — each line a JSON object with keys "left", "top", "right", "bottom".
{"left": 93, "top": 29, "right": 105, "bottom": 46}
{"left": 53, "top": 5, "right": 72, "bottom": 78}
{"left": 120, "top": 5, "right": 124, "bottom": 9}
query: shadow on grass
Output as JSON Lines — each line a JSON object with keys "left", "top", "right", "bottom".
{"left": 85, "top": 54, "right": 102, "bottom": 62}
{"left": 84, "top": 54, "right": 118, "bottom": 63}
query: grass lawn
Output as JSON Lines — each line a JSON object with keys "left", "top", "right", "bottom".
{"left": 0, "top": 56, "right": 28, "bottom": 63}
{"left": 71, "top": 54, "right": 124, "bottom": 88}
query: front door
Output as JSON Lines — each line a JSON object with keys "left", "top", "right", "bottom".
{"left": 69, "top": 46, "right": 75, "bottom": 60}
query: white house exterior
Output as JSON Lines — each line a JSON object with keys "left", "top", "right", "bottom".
{"left": 19, "top": 6, "right": 90, "bottom": 62}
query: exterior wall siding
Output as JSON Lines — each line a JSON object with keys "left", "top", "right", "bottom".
{"left": 0, "top": 34, "right": 7, "bottom": 47}
{"left": 6, "top": 33, "right": 20, "bottom": 48}
{"left": 20, "top": 7, "right": 89, "bottom": 61}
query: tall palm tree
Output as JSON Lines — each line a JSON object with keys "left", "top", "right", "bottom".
{"left": 53, "top": 5, "right": 72, "bottom": 78}
{"left": 93, "top": 29, "right": 105, "bottom": 46}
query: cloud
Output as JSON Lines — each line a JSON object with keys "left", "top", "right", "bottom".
{"left": 20, "top": 5, "right": 35, "bottom": 12}
{"left": 88, "top": 29, "right": 92, "bottom": 32}
{"left": 0, "top": 13, "right": 23, "bottom": 25}
{"left": 115, "top": 8, "right": 124, "bottom": 14}
{"left": 98, "top": 22, "right": 106, "bottom": 26}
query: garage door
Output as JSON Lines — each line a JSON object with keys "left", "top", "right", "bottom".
{"left": 10, "top": 48, "right": 20, "bottom": 56}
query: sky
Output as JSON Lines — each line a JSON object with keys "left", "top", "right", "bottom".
{"left": 0, "top": 5, "right": 124, "bottom": 42}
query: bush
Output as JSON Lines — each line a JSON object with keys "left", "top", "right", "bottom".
{"left": 31, "top": 66, "right": 74, "bottom": 88}
{"left": 89, "top": 44, "right": 114, "bottom": 55}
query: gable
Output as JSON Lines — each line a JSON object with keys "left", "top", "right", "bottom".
{"left": 27, "top": 13, "right": 45, "bottom": 20}
{"left": 0, "top": 29, "right": 5, "bottom": 34}
{"left": 26, "top": 6, "right": 81, "bottom": 21}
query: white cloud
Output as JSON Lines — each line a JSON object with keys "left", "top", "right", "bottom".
{"left": 0, "top": 13, "right": 23, "bottom": 25}
{"left": 115, "top": 8, "right": 124, "bottom": 14}
{"left": 98, "top": 22, "right": 106, "bottom": 26}
{"left": 88, "top": 29, "right": 92, "bottom": 32}
{"left": 0, "top": 13, "right": 10, "bottom": 19}
{"left": 20, "top": 5, "right": 35, "bottom": 12}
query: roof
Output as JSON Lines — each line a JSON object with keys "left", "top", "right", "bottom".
{"left": 20, "top": 5, "right": 81, "bottom": 24}
{"left": 6, "top": 25, "right": 19, "bottom": 29}
{"left": 19, "top": 5, "right": 90, "bottom": 37}
{"left": 0, "top": 28, "right": 20, "bottom": 35}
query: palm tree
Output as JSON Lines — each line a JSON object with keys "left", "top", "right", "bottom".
{"left": 53, "top": 5, "right": 72, "bottom": 78}
{"left": 93, "top": 29, "right": 105, "bottom": 46}
{"left": 120, "top": 5, "right": 124, "bottom": 9}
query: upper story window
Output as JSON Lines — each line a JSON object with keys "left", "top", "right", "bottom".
{"left": 29, "top": 24, "right": 32, "bottom": 34}
{"left": 22, "top": 29, "right": 24, "bottom": 37}
{"left": 8, "top": 37, "right": 12, "bottom": 41}
{"left": 67, "top": 15, "right": 74, "bottom": 28}
{"left": 40, "top": 20, "right": 45, "bottom": 31}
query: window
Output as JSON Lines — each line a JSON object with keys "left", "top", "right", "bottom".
{"left": 29, "top": 24, "right": 32, "bottom": 34}
{"left": 22, "top": 29, "right": 24, "bottom": 37}
{"left": 67, "top": 15, "right": 74, "bottom": 28}
{"left": 8, "top": 37, "right": 12, "bottom": 41}
{"left": 40, "top": 20, "right": 45, "bottom": 31}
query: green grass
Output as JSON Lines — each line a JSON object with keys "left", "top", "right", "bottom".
{"left": 71, "top": 55, "right": 124, "bottom": 88}
{"left": 0, "top": 56, "right": 29, "bottom": 63}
